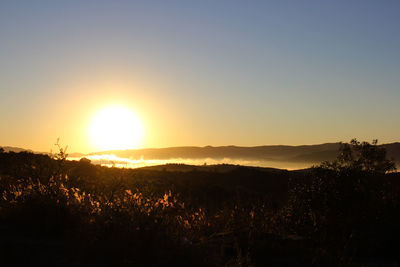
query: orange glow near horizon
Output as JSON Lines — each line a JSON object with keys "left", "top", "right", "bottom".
{"left": 88, "top": 105, "right": 144, "bottom": 151}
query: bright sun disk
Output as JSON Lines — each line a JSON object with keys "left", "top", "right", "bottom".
{"left": 89, "top": 106, "right": 144, "bottom": 151}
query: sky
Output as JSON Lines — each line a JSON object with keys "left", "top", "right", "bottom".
{"left": 1, "top": 0, "right": 399, "bottom": 153}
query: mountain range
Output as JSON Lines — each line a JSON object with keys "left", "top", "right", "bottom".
{"left": 3, "top": 142, "right": 400, "bottom": 168}
{"left": 88, "top": 142, "right": 400, "bottom": 166}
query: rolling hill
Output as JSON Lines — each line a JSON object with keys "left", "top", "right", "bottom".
{"left": 88, "top": 142, "right": 400, "bottom": 166}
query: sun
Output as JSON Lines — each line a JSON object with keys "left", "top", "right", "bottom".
{"left": 89, "top": 106, "right": 144, "bottom": 151}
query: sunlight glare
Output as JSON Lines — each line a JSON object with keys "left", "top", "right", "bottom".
{"left": 89, "top": 106, "right": 144, "bottom": 151}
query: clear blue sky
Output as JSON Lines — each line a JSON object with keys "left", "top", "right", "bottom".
{"left": 1, "top": 1, "right": 399, "bottom": 152}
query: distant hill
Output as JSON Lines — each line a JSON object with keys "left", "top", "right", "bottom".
{"left": 0, "top": 146, "right": 82, "bottom": 157}
{"left": 383, "top": 143, "right": 400, "bottom": 165}
{"left": 0, "top": 146, "right": 33, "bottom": 153}
{"left": 138, "top": 163, "right": 287, "bottom": 173}
{"left": 90, "top": 142, "right": 400, "bottom": 166}
{"left": 4, "top": 142, "right": 399, "bottom": 169}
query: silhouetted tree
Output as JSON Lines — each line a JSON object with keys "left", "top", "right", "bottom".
{"left": 284, "top": 139, "right": 398, "bottom": 264}
{"left": 79, "top": 157, "right": 91, "bottom": 164}
{"left": 52, "top": 138, "right": 68, "bottom": 162}
{"left": 321, "top": 138, "right": 396, "bottom": 174}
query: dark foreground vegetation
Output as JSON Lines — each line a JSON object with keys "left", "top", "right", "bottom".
{"left": 0, "top": 139, "right": 400, "bottom": 266}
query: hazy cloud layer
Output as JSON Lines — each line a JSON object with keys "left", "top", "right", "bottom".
{"left": 68, "top": 154, "right": 312, "bottom": 170}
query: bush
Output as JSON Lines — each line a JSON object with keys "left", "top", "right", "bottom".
{"left": 284, "top": 139, "right": 399, "bottom": 264}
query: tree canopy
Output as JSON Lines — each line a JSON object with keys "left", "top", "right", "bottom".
{"left": 321, "top": 139, "right": 396, "bottom": 173}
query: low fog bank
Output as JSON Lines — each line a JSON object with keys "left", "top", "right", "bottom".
{"left": 69, "top": 142, "right": 400, "bottom": 170}
{"left": 68, "top": 154, "right": 315, "bottom": 170}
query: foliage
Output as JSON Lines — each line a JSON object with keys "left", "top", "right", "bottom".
{"left": 284, "top": 139, "right": 400, "bottom": 265}
{"left": 320, "top": 139, "right": 396, "bottom": 174}
{"left": 0, "top": 145, "right": 400, "bottom": 266}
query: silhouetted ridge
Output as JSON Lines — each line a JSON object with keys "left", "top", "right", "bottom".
{"left": 87, "top": 142, "right": 400, "bottom": 166}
